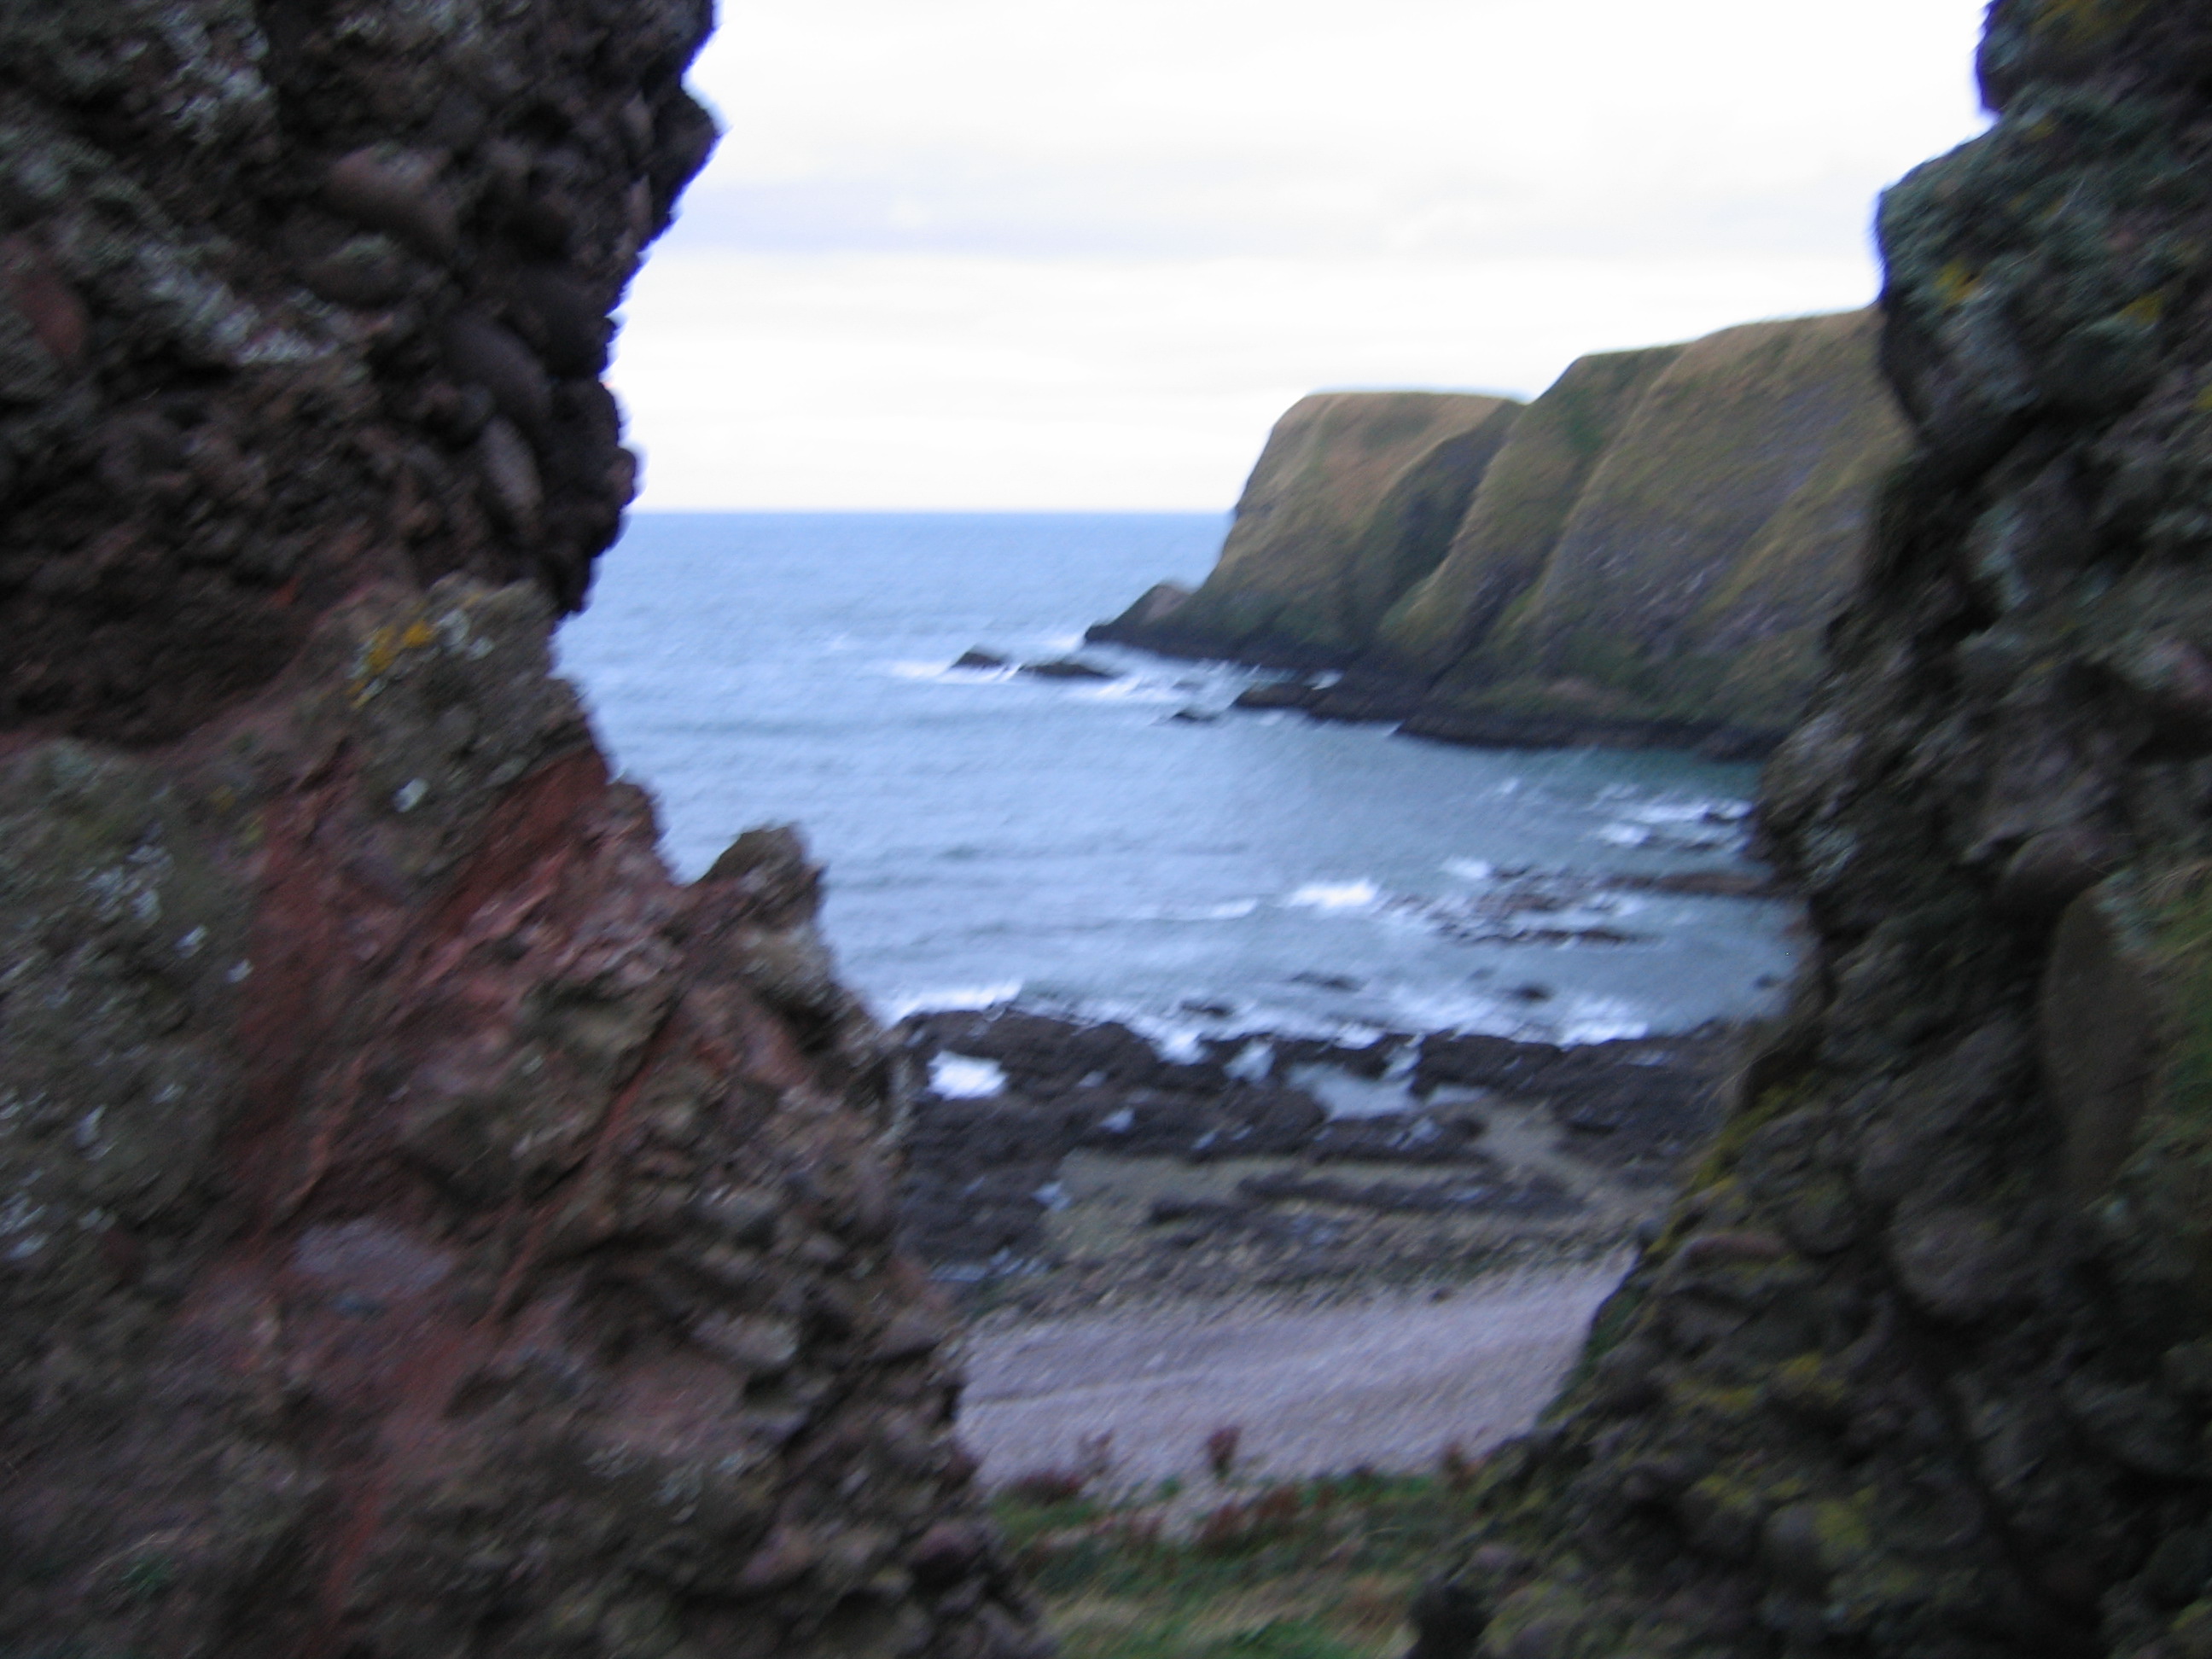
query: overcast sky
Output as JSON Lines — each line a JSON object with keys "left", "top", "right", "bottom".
{"left": 613, "top": 0, "right": 1994, "bottom": 510}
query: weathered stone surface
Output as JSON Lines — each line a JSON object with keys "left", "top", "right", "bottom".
{"left": 0, "top": 6, "right": 1048, "bottom": 1656}
{"left": 1412, "top": 7, "right": 2212, "bottom": 1657}
{"left": 0, "top": 0, "right": 701, "bottom": 745}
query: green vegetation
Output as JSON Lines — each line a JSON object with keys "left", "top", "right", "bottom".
{"left": 1167, "top": 391, "right": 1522, "bottom": 658}
{"left": 1377, "top": 345, "right": 1683, "bottom": 672}
{"left": 992, "top": 1462, "right": 1493, "bottom": 1659}
{"left": 1436, "top": 310, "right": 1906, "bottom": 734}
{"left": 1139, "top": 311, "right": 1906, "bottom": 742}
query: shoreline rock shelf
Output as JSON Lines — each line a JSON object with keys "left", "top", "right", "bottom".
{"left": 893, "top": 1006, "right": 1742, "bottom": 1318}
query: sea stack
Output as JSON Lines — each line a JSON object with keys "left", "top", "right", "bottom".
{"left": 0, "top": 4, "right": 1045, "bottom": 1656}
{"left": 1412, "top": 4, "right": 2212, "bottom": 1655}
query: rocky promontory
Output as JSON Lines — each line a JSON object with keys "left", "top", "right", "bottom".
{"left": 0, "top": 5, "right": 1045, "bottom": 1656}
{"left": 1095, "top": 389, "right": 1524, "bottom": 667}
{"left": 1094, "top": 311, "right": 1907, "bottom": 756}
{"left": 1412, "top": 5, "right": 2212, "bottom": 1656}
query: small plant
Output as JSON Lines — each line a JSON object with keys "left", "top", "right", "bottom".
{"left": 115, "top": 1557, "right": 176, "bottom": 1601}
{"left": 1208, "top": 1621, "right": 1362, "bottom": 1659}
{"left": 1436, "top": 1441, "right": 1481, "bottom": 1491}
{"left": 1193, "top": 1484, "right": 1307, "bottom": 1556}
{"left": 1109, "top": 1512, "right": 1165, "bottom": 1553}
{"left": 1000, "top": 1429, "right": 1117, "bottom": 1508}
{"left": 1203, "top": 1423, "right": 1243, "bottom": 1481}
{"left": 1192, "top": 1500, "right": 1251, "bottom": 1555}
{"left": 1003, "top": 1464, "right": 1095, "bottom": 1506}
{"left": 992, "top": 1464, "right": 1493, "bottom": 1658}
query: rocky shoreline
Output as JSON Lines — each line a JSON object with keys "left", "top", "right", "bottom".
{"left": 952, "top": 634, "right": 1793, "bottom": 763}
{"left": 891, "top": 1004, "right": 1746, "bottom": 1321}
{"left": 1225, "top": 669, "right": 1784, "bottom": 761}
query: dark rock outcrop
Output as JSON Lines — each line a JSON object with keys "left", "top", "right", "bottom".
{"left": 0, "top": 7, "right": 1045, "bottom": 1657}
{"left": 1097, "top": 314, "right": 1907, "bottom": 755}
{"left": 1413, "top": 6, "right": 2212, "bottom": 1656}
{"left": 893, "top": 1009, "right": 1738, "bottom": 1287}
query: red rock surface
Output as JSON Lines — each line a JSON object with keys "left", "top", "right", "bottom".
{"left": 0, "top": 6, "right": 1047, "bottom": 1656}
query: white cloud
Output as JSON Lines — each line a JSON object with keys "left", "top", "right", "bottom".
{"left": 613, "top": 0, "right": 1994, "bottom": 508}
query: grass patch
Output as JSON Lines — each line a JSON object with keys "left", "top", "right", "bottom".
{"left": 992, "top": 1462, "right": 1492, "bottom": 1659}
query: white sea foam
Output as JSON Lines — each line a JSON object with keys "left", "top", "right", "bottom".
{"left": 1285, "top": 878, "right": 1381, "bottom": 912}
{"left": 1078, "top": 677, "right": 1182, "bottom": 704}
{"left": 1444, "top": 858, "right": 1495, "bottom": 882}
{"left": 1224, "top": 1039, "right": 1274, "bottom": 1082}
{"left": 880, "top": 981, "right": 1022, "bottom": 1022}
{"left": 1552, "top": 999, "right": 1652, "bottom": 1044}
{"left": 931, "top": 1054, "right": 1009, "bottom": 1098}
{"left": 1624, "top": 796, "right": 1749, "bottom": 824}
{"left": 1289, "top": 1062, "right": 1417, "bottom": 1120}
{"left": 1381, "top": 983, "right": 1649, "bottom": 1048}
{"left": 1048, "top": 994, "right": 1331, "bottom": 1060}
{"left": 1122, "top": 898, "right": 1260, "bottom": 923}
{"left": 1597, "top": 794, "right": 1748, "bottom": 852}
{"left": 1150, "top": 1026, "right": 1207, "bottom": 1062}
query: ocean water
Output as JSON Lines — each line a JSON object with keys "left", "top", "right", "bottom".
{"left": 554, "top": 513, "right": 1800, "bottom": 1049}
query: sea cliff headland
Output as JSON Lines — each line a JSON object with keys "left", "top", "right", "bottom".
{"left": 1095, "top": 310, "right": 1908, "bottom": 758}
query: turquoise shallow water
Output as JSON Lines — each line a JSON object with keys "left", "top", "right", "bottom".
{"left": 554, "top": 511, "right": 1800, "bottom": 1048}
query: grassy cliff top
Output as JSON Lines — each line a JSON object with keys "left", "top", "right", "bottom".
{"left": 1418, "top": 308, "right": 1908, "bottom": 735}
{"left": 1376, "top": 346, "right": 1686, "bottom": 672}
{"left": 1168, "top": 391, "right": 1523, "bottom": 658}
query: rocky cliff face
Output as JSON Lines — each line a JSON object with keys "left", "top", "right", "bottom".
{"left": 0, "top": 7, "right": 1045, "bottom": 1657}
{"left": 1412, "top": 5, "right": 2212, "bottom": 1656}
{"left": 1097, "top": 315, "right": 1906, "bottom": 754}
{"left": 1372, "top": 344, "right": 1687, "bottom": 681}
{"left": 1092, "top": 389, "right": 1523, "bottom": 664}
{"left": 1400, "top": 311, "right": 1908, "bottom": 750}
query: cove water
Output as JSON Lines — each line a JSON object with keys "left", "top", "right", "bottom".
{"left": 555, "top": 513, "right": 1800, "bottom": 1051}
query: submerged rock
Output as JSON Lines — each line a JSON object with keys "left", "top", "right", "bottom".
{"left": 0, "top": 5, "right": 1046, "bottom": 1656}
{"left": 1016, "top": 657, "right": 1118, "bottom": 680}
